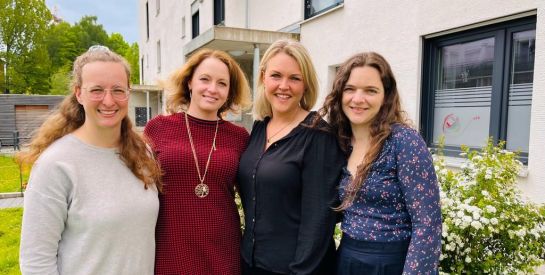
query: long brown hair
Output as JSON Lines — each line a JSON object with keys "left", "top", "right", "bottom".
{"left": 319, "top": 52, "right": 409, "bottom": 210}
{"left": 18, "top": 46, "right": 162, "bottom": 190}
{"left": 165, "top": 48, "right": 252, "bottom": 115}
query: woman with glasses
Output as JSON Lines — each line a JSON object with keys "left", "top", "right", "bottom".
{"left": 144, "top": 49, "right": 252, "bottom": 274}
{"left": 19, "top": 46, "right": 162, "bottom": 275}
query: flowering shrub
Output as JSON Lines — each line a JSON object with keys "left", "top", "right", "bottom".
{"left": 435, "top": 138, "right": 545, "bottom": 274}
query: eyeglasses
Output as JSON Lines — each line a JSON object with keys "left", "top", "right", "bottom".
{"left": 82, "top": 86, "right": 130, "bottom": 101}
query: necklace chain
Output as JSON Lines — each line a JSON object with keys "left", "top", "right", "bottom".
{"left": 185, "top": 112, "right": 219, "bottom": 189}
{"left": 267, "top": 110, "right": 299, "bottom": 144}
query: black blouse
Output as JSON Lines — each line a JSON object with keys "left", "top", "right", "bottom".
{"left": 238, "top": 112, "right": 345, "bottom": 275}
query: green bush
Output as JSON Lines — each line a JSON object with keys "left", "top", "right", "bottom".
{"left": 435, "top": 138, "right": 545, "bottom": 274}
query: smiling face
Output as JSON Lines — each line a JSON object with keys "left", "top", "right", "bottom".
{"left": 75, "top": 61, "right": 129, "bottom": 131}
{"left": 341, "top": 66, "right": 385, "bottom": 131}
{"left": 262, "top": 52, "right": 305, "bottom": 116}
{"left": 187, "top": 57, "right": 230, "bottom": 120}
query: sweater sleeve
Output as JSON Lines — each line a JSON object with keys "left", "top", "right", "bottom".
{"left": 289, "top": 130, "right": 344, "bottom": 274}
{"left": 394, "top": 128, "right": 442, "bottom": 274}
{"left": 20, "top": 159, "right": 73, "bottom": 275}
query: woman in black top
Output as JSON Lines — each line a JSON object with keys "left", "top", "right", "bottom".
{"left": 237, "top": 39, "right": 344, "bottom": 275}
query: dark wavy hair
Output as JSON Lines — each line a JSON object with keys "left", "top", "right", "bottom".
{"left": 318, "top": 52, "right": 409, "bottom": 210}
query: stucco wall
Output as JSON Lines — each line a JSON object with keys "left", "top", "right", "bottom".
{"left": 247, "top": 0, "right": 302, "bottom": 31}
{"left": 300, "top": 0, "right": 545, "bottom": 203}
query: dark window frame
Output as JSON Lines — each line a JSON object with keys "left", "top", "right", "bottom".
{"left": 145, "top": 2, "right": 150, "bottom": 40}
{"left": 192, "top": 11, "right": 200, "bottom": 39}
{"left": 304, "top": 0, "right": 343, "bottom": 20}
{"left": 421, "top": 16, "right": 536, "bottom": 163}
{"left": 214, "top": 0, "right": 225, "bottom": 25}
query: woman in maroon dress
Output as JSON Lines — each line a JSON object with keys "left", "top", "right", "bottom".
{"left": 144, "top": 49, "right": 252, "bottom": 275}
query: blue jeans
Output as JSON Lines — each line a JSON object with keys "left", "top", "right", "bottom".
{"left": 336, "top": 235, "right": 409, "bottom": 275}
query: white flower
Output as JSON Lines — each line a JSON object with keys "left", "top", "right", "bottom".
{"left": 465, "top": 256, "right": 472, "bottom": 263}
{"left": 471, "top": 220, "right": 483, "bottom": 230}
{"left": 457, "top": 210, "right": 465, "bottom": 218}
{"left": 472, "top": 211, "right": 481, "bottom": 220}
{"left": 490, "top": 218, "right": 499, "bottom": 225}
{"left": 481, "top": 190, "right": 490, "bottom": 196}
{"left": 485, "top": 205, "right": 496, "bottom": 213}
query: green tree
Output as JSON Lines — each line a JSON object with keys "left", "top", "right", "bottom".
{"left": 0, "top": 0, "right": 51, "bottom": 94}
{"left": 125, "top": 43, "right": 140, "bottom": 85}
{"left": 72, "top": 16, "right": 109, "bottom": 53}
{"left": 45, "top": 21, "right": 79, "bottom": 70}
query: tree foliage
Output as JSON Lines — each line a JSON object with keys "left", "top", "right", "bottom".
{"left": 0, "top": 5, "right": 139, "bottom": 94}
{"left": 0, "top": 0, "right": 51, "bottom": 94}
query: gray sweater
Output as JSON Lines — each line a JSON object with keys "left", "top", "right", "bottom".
{"left": 20, "top": 134, "right": 159, "bottom": 275}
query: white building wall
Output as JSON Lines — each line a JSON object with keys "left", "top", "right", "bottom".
{"left": 301, "top": 0, "right": 545, "bottom": 203}
{"left": 225, "top": 0, "right": 247, "bottom": 28}
{"left": 138, "top": 0, "right": 545, "bottom": 204}
{"left": 247, "top": 0, "right": 303, "bottom": 31}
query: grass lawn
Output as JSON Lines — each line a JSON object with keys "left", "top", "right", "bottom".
{"left": 0, "top": 208, "right": 22, "bottom": 275}
{"left": 0, "top": 155, "right": 29, "bottom": 193}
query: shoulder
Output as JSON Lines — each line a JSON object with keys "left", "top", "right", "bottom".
{"left": 389, "top": 124, "right": 431, "bottom": 156}
{"left": 222, "top": 121, "right": 250, "bottom": 140}
{"left": 303, "top": 112, "right": 336, "bottom": 140}
{"left": 146, "top": 113, "right": 180, "bottom": 128}
{"left": 29, "top": 135, "right": 78, "bottom": 191}
{"left": 144, "top": 113, "right": 180, "bottom": 137}
{"left": 390, "top": 123, "right": 424, "bottom": 143}
{"left": 36, "top": 135, "right": 79, "bottom": 164}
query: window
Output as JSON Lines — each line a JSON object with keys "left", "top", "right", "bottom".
{"left": 192, "top": 11, "right": 199, "bottom": 38}
{"left": 135, "top": 107, "right": 152, "bottom": 127}
{"left": 140, "top": 56, "right": 144, "bottom": 84}
{"left": 182, "top": 16, "right": 186, "bottom": 38}
{"left": 156, "top": 40, "right": 161, "bottom": 73}
{"left": 145, "top": 2, "right": 150, "bottom": 40}
{"left": 421, "top": 17, "right": 536, "bottom": 162}
{"left": 214, "top": 0, "right": 225, "bottom": 25}
{"left": 156, "top": 0, "right": 160, "bottom": 15}
{"left": 304, "top": 0, "right": 343, "bottom": 19}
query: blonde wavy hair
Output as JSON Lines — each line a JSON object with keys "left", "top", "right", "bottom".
{"left": 165, "top": 48, "right": 252, "bottom": 115}
{"left": 253, "top": 39, "right": 319, "bottom": 120}
{"left": 18, "top": 46, "right": 162, "bottom": 190}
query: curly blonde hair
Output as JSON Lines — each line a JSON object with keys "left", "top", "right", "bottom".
{"left": 18, "top": 47, "right": 162, "bottom": 190}
{"left": 165, "top": 48, "right": 252, "bottom": 116}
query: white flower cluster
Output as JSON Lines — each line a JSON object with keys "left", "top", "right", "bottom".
{"left": 434, "top": 140, "right": 545, "bottom": 274}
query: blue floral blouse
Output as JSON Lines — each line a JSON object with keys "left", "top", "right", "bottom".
{"left": 339, "top": 124, "right": 442, "bottom": 274}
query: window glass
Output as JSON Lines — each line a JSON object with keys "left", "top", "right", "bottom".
{"left": 433, "top": 37, "right": 494, "bottom": 148}
{"left": 305, "top": 0, "right": 342, "bottom": 19}
{"left": 506, "top": 30, "right": 535, "bottom": 153}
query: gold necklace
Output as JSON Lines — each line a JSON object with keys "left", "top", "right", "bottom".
{"left": 266, "top": 110, "right": 299, "bottom": 144}
{"left": 185, "top": 112, "right": 219, "bottom": 198}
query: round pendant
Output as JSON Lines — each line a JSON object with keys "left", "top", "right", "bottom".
{"left": 195, "top": 183, "right": 209, "bottom": 198}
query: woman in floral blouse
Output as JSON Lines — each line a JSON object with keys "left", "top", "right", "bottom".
{"left": 319, "top": 52, "right": 442, "bottom": 274}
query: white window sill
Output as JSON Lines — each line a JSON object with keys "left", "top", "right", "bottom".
{"left": 442, "top": 155, "right": 528, "bottom": 178}
{"left": 301, "top": 3, "right": 344, "bottom": 25}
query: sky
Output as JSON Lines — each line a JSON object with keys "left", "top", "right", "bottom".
{"left": 44, "top": 0, "right": 139, "bottom": 44}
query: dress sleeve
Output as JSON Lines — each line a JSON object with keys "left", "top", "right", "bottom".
{"left": 289, "top": 130, "right": 344, "bottom": 274}
{"left": 394, "top": 128, "right": 442, "bottom": 274}
{"left": 20, "top": 159, "right": 73, "bottom": 275}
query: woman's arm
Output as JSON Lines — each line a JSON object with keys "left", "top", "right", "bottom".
{"left": 395, "top": 127, "right": 442, "bottom": 274}
{"left": 289, "top": 131, "right": 344, "bottom": 274}
{"left": 20, "top": 160, "right": 72, "bottom": 275}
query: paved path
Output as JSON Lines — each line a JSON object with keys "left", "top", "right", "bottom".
{"left": 0, "top": 197, "right": 24, "bottom": 208}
